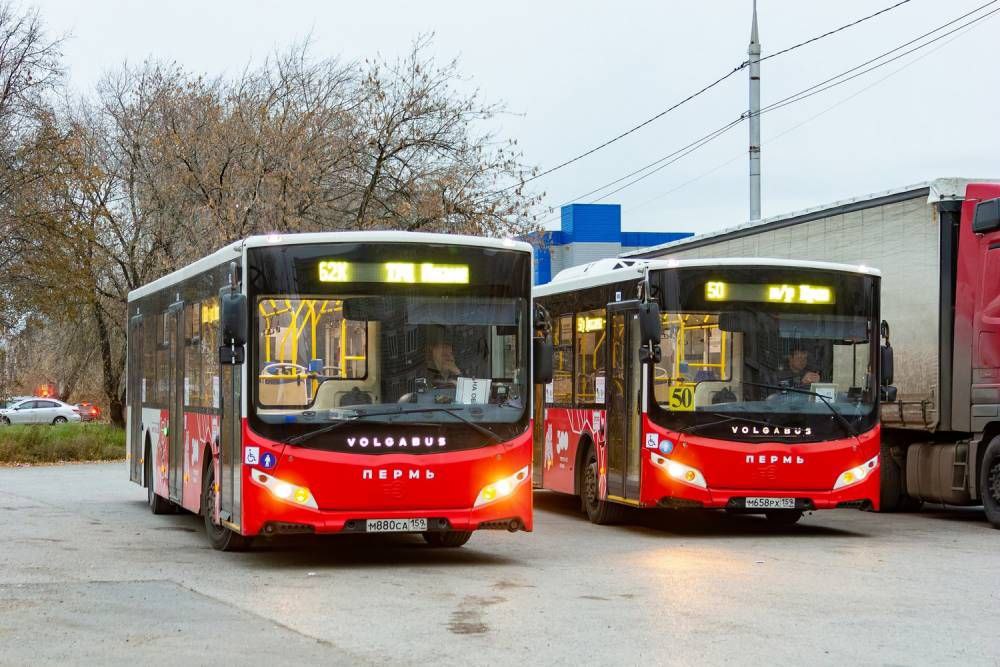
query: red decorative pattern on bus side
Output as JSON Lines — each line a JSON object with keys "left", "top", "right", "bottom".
{"left": 540, "top": 407, "right": 607, "bottom": 497}
{"left": 180, "top": 411, "right": 220, "bottom": 512}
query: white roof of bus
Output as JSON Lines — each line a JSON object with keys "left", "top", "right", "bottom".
{"left": 533, "top": 257, "right": 880, "bottom": 297}
{"left": 128, "top": 231, "right": 533, "bottom": 301}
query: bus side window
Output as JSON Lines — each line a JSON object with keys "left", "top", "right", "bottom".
{"left": 201, "top": 297, "right": 220, "bottom": 408}
{"left": 575, "top": 309, "right": 606, "bottom": 405}
{"left": 551, "top": 314, "right": 573, "bottom": 404}
{"left": 184, "top": 302, "right": 201, "bottom": 406}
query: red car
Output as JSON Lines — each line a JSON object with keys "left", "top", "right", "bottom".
{"left": 75, "top": 402, "right": 101, "bottom": 422}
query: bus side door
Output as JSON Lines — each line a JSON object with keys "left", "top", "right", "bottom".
{"left": 606, "top": 303, "right": 643, "bottom": 503}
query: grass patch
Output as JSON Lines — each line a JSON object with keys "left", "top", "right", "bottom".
{"left": 0, "top": 424, "right": 125, "bottom": 464}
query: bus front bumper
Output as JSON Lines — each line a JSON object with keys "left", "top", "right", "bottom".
{"left": 242, "top": 483, "right": 533, "bottom": 537}
{"left": 650, "top": 468, "right": 881, "bottom": 512}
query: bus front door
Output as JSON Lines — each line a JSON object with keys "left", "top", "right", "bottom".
{"left": 166, "top": 302, "right": 185, "bottom": 503}
{"left": 606, "top": 304, "right": 643, "bottom": 503}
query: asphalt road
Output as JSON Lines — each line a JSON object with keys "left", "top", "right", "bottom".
{"left": 0, "top": 463, "right": 998, "bottom": 666}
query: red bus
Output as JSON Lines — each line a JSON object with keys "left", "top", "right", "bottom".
{"left": 532, "top": 258, "right": 888, "bottom": 525}
{"left": 126, "top": 232, "right": 542, "bottom": 550}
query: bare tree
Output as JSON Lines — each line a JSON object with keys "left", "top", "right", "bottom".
{"left": 3, "top": 32, "right": 541, "bottom": 426}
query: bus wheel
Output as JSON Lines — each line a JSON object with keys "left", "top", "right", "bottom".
{"left": 423, "top": 531, "right": 473, "bottom": 548}
{"left": 582, "top": 451, "right": 625, "bottom": 525}
{"left": 981, "top": 437, "right": 1000, "bottom": 529}
{"left": 202, "top": 463, "right": 250, "bottom": 551}
{"left": 145, "top": 446, "right": 173, "bottom": 515}
{"left": 764, "top": 510, "right": 802, "bottom": 525}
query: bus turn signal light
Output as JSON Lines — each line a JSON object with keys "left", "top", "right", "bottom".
{"left": 474, "top": 466, "right": 530, "bottom": 507}
{"left": 252, "top": 469, "right": 318, "bottom": 509}
{"left": 833, "top": 455, "right": 879, "bottom": 490}
{"left": 650, "top": 453, "right": 707, "bottom": 489}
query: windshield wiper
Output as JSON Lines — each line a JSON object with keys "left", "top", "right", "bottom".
{"left": 282, "top": 405, "right": 503, "bottom": 447}
{"left": 739, "top": 381, "right": 858, "bottom": 438}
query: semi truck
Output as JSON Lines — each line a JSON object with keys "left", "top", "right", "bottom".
{"left": 624, "top": 177, "right": 1000, "bottom": 527}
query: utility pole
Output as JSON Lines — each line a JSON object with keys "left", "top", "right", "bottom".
{"left": 748, "top": 0, "right": 762, "bottom": 222}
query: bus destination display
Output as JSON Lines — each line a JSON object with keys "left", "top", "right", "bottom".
{"left": 318, "top": 261, "right": 469, "bottom": 284}
{"left": 704, "top": 281, "right": 834, "bottom": 304}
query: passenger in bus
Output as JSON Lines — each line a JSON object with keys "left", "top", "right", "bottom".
{"left": 777, "top": 345, "right": 821, "bottom": 388}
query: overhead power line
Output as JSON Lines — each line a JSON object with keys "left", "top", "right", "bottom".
{"left": 759, "top": 0, "right": 914, "bottom": 64}
{"left": 535, "top": 0, "right": 999, "bottom": 224}
{"left": 626, "top": 12, "right": 990, "bottom": 217}
{"left": 502, "top": 0, "right": 918, "bottom": 195}
{"left": 758, "top": 0, "right": 1000, "bottom": 116}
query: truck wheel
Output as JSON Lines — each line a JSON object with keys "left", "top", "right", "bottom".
{"left": 202, "top": 463, "right": 251, "bottom": 551}
{"left": 146, "top": 445, "right": 173, "bottom": 515}
{"left": 423, "top": 531, "right": 473, "bottom": 548}
{"left": 879, "top": 442, "right": 906, "bottom": 512}
{"left": 981, "top": 437, "right": 1000, "bottom": 529}
{"left": 582, "top": 448, "right": 626, "bottom": 525}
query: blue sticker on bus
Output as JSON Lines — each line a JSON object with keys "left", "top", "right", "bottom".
{"left": 260, "top": 452, "right": 276, "bottom": 469}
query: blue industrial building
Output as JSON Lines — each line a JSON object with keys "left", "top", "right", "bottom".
{"left": 530, "top": 203, "right": 693, "bottom": 284}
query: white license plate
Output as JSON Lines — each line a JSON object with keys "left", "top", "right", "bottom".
{"left": 365, "top": 518, "right": 428, "bottom": 533}
{"left": 745, "top": 497, "right": 797, "bottom": 509}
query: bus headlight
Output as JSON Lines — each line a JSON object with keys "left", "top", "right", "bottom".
{"left": 252, "top": 469, "right": 318, "bottom": 509}
{"left": 474, "top": 466, "right": 530, "bottom": 507}
{"left": 833, "top": 455, "right": 879, "bottom": 490}
{"left": 650, "top": 453, "right": 707, "bottom": 489}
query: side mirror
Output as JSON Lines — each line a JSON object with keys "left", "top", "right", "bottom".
{"left": 219, "top": 289, "right": 247, "bottom": 365}
{"left": 533, "top": 337, "right": 554, "bottom": 385}
{"left": 973, "top": 197, "right": 1000, "bottom": 234}
{"left": 880, "top": 385, "right": 898, "bottom": 402}
{"left": 638, "top": 302, "right": 662, "bottom": 345}
{"left": 880, "top": 343, "right": 893, "bottom": 386}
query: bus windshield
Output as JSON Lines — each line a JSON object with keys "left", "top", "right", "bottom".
{"left": 246, "top": 243, "right": 531, "bottom": 449}
{"left": 649, "top": 266, "right": 879, "bottom": 441}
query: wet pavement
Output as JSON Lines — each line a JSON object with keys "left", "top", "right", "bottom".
{"left": 1, "top": 463, "right": 997, "bottom": 665}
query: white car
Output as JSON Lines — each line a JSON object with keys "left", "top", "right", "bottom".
{"left": 0, "top": 398, "right": 82, "bottom": 425}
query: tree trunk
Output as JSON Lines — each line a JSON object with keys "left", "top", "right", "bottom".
{"left": 92, "top": 298, "right": 125, "bottom": 428}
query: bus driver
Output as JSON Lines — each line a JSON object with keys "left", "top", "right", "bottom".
{"left": 778, "top": 344, "right": 821, "bottom": 389}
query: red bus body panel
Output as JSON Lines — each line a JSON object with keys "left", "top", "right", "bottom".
{"left": 539, "top": 406, "right": 880, "bottom": 510}
{"left": 640, "top": 417, "right": 880, "bottom": 510}
{"left": 237, "top": 420, "right": 533, "bottom": 536}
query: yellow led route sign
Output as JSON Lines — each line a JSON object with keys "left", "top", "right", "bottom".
{"left": 704, "top": 281, "right": 834, "bottom": 305}
{"left": 318, "top": 261, "right": 470, "bottom": 285}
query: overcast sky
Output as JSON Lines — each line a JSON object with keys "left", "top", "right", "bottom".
{"left": 32, "top": 0, "right": 1000, "bottom": 235}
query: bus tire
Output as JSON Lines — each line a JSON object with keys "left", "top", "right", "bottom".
{"left": 582, "top": 447, "right": 626, "bottom": 525}
{"left": 145, "top": 444, "right": 173, "bottom": 515}
{"left": 765, "top": 510, "right": 802, "bottom": 525}
{"left": 980, "top": 437, "right": 1000, "bottom": 529}
{"left": 202, "top": 462, "right": 251, "bottom": 551}
{"left": 422, "top": 531, "right": 473, "bottom": 548}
